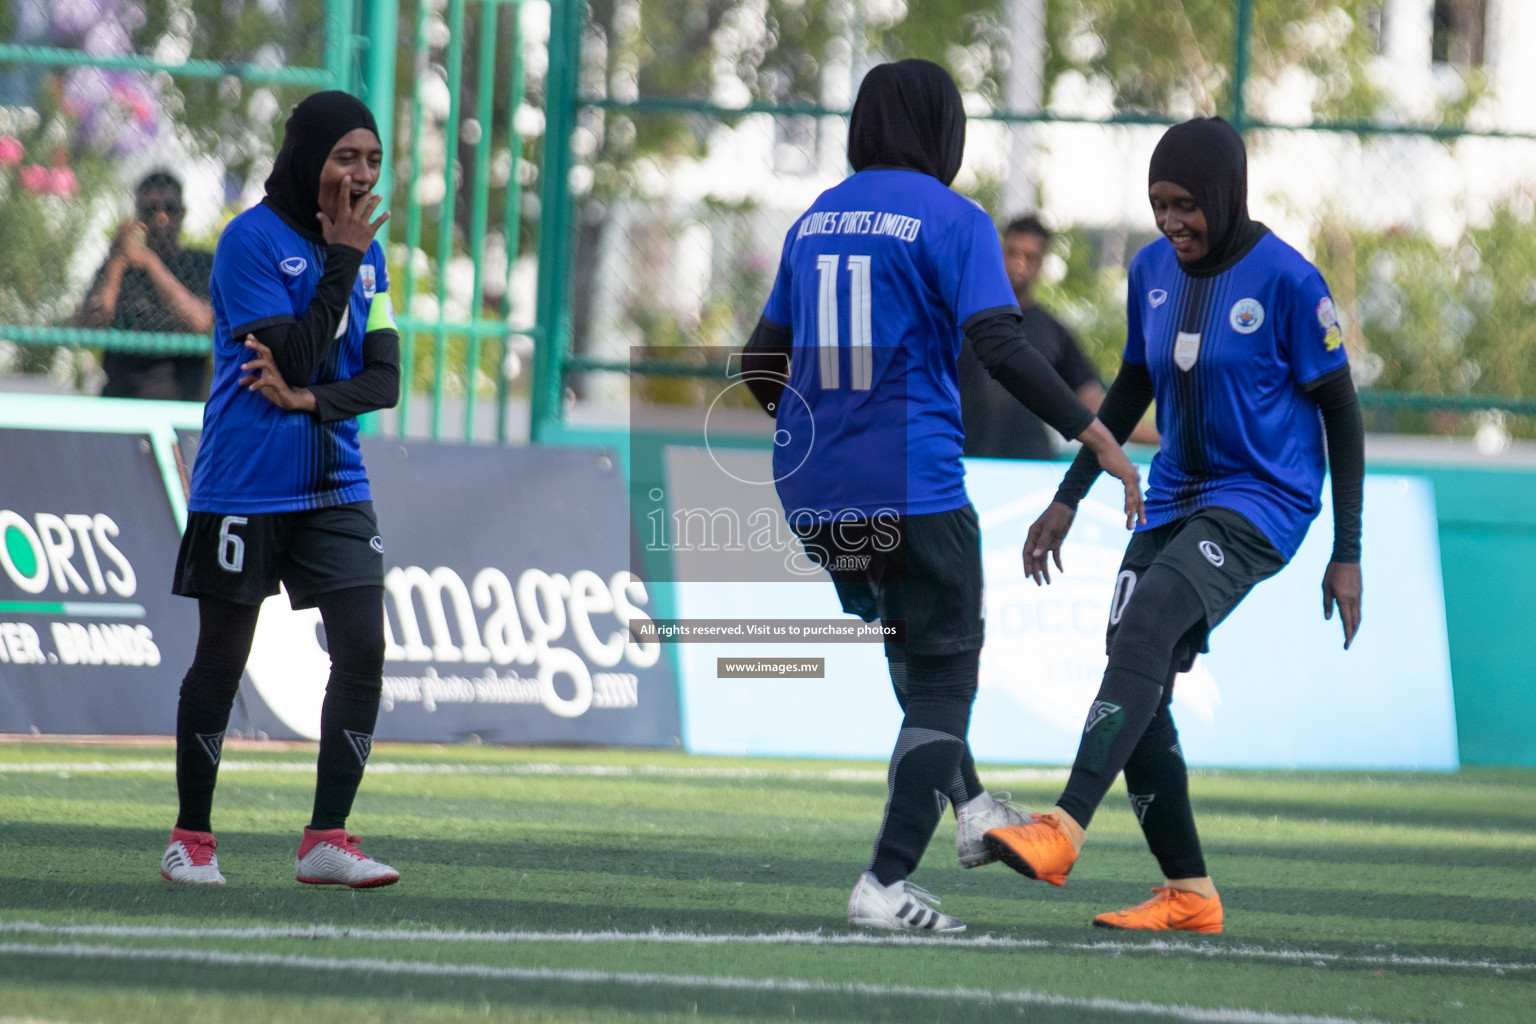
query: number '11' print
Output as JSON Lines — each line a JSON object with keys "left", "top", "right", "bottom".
{"left": 815, "top": 254, "right": 873, "bottom": 391}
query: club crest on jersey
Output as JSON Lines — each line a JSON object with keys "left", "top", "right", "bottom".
{"left": 1229, "top": 297, "right": 1264, "bottom": 334}
{"left": 1149, "top": 288, "right": 1168, "bottom": 308}
{"left": 280, "top": 256, "right": 307, "bottom": 276}
{"left": 1174, "top": 331, "right": 1201, "bottom": 371}
{"left": 360, "top": 264, "right": 376, "bottom": 298}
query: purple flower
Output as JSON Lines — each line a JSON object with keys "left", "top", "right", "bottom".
{"left": 61, "top": 66, "right": 164, "bottom": 157}
{"left": 49, "top": 0, "right": 116, "bottom": 43}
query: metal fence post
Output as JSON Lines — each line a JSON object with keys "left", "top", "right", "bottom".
{"left": 529, "top": 0, "right": 581, "bottom": 442}
{"left": 361, "top": 0, "right": 399, "bottom": 243}
{"left": 324, "top": 0, "right": 357, "bottom": 90}
{"left": 398, "top": 0, "right": 435, "bottom": 438}
{"left": 497, "top": 1, "right": 528, "bottom": 444}
{"left": 1231, "top": 0, "right": 1253, "bottom": 132}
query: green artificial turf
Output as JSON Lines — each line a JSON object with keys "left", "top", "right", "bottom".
{"left": 0, "top": 743, "right": 1530, "bottom": 1023}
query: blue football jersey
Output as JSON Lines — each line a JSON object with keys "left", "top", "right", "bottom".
{"left": 1126, "top": 232, "right": 1349, "bottom": 559}
{"left": 761, "top": 169, "right": 1017, "bottom": 517}
{"left": 189, "top": 203, "right": 388, "bottom": 514}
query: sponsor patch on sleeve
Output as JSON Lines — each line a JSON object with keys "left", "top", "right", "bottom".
{"left": 1316, "top": 296, "right": 1338, "bottom": 329}
{"left": 1323, "top": 323, "right": 1344, "bottom": 351}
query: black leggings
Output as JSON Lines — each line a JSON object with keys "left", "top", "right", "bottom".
{"left": 1056, "top": 563, "right": 1204, "bottom": 829}
{"left": 174, "top": 586, "right": 385, "bottom": 833}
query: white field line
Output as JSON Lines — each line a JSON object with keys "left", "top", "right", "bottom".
{"left": 0, "top": 920, "right": 1527, "bottom": 976}
{"left": 0, "top": 760, "right": 1067, "bottom": 783}
{"left": 0, "top": 940, "right": 1416, "bottom": 1024}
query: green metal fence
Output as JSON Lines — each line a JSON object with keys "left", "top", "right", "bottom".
{"left": 546, "top": 0, "right": 1536, "bottom": 445}
{"left": 3, "top": 0, "right": 1535, "bottom": 445}
{"left": 0, "top": 0, "right": 575, "bottom": 443}
{"left": 0, "top": 0, "right": 359, "bottom": 360}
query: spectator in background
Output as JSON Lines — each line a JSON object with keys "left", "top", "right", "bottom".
{"left": 77, "top": 170, "right": 214, "bottom": 401}
{"left": 958, "top": 215, "right": 1158, "bottom": 458}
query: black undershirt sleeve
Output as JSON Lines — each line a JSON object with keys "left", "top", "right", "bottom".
{"left": 740, "top": 316, "right": 793, "bottom": 415}
{"left": 1302, "top": 365, "right": 1364, "bottom": 563}
{"left": 306, "top": 328, "right": 401, "bottom": 423}
{"left": 963, "top": 308, "right": 1096, "bottom": 441}
{"left": 245, "top": 243, "right": 365, "bottom": 387}
{"left": 1053, "top": 361, "right": 1155, "bottom": 507}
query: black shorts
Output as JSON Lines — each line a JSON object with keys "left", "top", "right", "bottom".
{"left": 793, "top": 505, "right": 983, "bottom": 656}
{"left": 1107, "top": 505, "right": 1286, "bottom": 671}
{"left": 173, "top": 501, "right": 384, "bottom": 609}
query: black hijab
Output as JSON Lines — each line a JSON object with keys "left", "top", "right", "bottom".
{"left": 1147, "top": 117, "right": 1268, "bottom": 278}
{"left": 262, "top": 90, "right": 380, "bottom": 242}
{"left": 848, "top": 60, "right": 965, "bottom": 186}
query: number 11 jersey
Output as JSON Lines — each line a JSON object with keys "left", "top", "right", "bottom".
{"left": 760, "top": 168, "right": 1017, "bottom": 518}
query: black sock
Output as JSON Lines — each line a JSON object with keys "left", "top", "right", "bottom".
{"left": 958, "top": 750, "right": 984, "bottom": 805}
{"left": 1123, "top": 678, "right": 1207, "bottom": 879}
{"left": 870, "top": 728, "right": 967, "bottom": 885}
{"left": 887, "top": 649, "right": 910, "bottom": 710}
{"left": 1055, "top": 663, "right": 1165, "bottom": 829}
{"left": 1056, "top": 564, "right": 1205, "bottom": 830}
{"left": 309, "top": 587, "right": 385, "bottom": 831}
{"left": 175, "top": 599, "right": 260, "bottom": 833}
{"left": 869, "top": 650, "right": 978, "bottom": 884}
{"left": 888, "top": 649, "right": 983, "bottom": 807}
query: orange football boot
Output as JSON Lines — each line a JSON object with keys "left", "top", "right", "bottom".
{"left": 982, "top": 813, "right": 1079, "bottom": 886}
{"left": 1092, "top": 887, "right": 1224, "bottom": 933}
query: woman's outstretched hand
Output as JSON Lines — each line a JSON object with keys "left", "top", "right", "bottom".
{"left": 1023, "top": 502, "right": 1077, "bottom": 585}
{"left": 1322, "top": 561, "right": 1362, "bottom": 650}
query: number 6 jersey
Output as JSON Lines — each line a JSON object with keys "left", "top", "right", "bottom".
{"left": 188, "top": 203, "right": 390, "bottom": 515}
{"left": 759, "top": 168, "right": 1017, "bottom": 518}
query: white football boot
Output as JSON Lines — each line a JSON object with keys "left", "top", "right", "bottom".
{"left": 847, "top": 871, "right": 966, "bottom": 933}
{"left": 956, "top": 790, "right": 1032, "bottom": 868}
{"left": 161, "top": 827, "right": 226, "bottom": 885}
{"left": 295, "top": 828, "right": 400, "bottom": 888}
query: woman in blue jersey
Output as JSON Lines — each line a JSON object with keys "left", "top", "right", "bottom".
{"left": 985, "top": 117, "right": 1365, "bottom": 933}
{"left": 161, "top": 91, "right": 402, "bottom": 889}
{"left": 743, "top": 60, "right": 1145, "bottom": 933}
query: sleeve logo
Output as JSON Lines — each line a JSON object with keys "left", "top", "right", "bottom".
{"left": 280, "top": 256, "right": 308, "bottom": 276}
{"left": 1229, "top": 297, "right": 1264, "bottom": 334}
{"left": 1317, "top": 296, "right": 1344, "bottom": 350}
{"left": 1149, "top": 288, "right": 1168, "bottom": 308}
{"left": 359, "top": 264, "right": 376, "bottom": 298}
{"left": 1316, "top": 296, "right": 1338, "bottom": 328}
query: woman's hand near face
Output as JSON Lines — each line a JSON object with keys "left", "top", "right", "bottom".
{"left": 317, "top": 174, "right": 388, "bottom": 251}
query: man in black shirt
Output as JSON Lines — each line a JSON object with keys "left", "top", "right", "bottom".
{"left": 78, "top": 171, "right": 215, "bottom": 401}
{"left": 959, "top": 215, "right": 1157, "bottom": 458}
